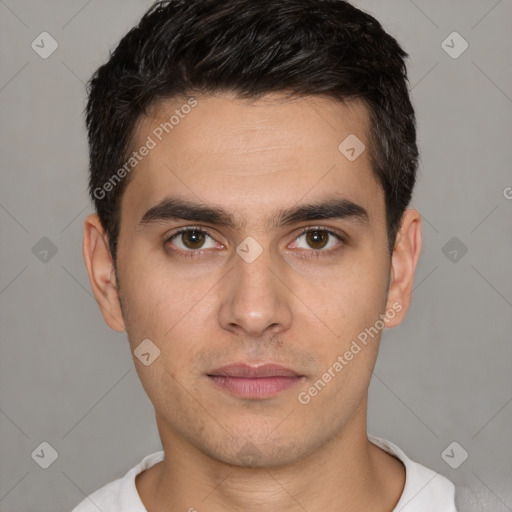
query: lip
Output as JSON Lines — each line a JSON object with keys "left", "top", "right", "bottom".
{"left": 208, "top": 363, "right": 301, "bottom": 378}
{"left": 207, "top": 363, "right": 305, "bottom": 399}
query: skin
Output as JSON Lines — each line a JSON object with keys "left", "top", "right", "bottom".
{"left": 83, "top": 91, "right": 422, "bottom": 512}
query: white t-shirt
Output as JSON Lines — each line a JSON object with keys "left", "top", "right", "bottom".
{"left": 72, "top": 434, "right": 457, "bottom": 511}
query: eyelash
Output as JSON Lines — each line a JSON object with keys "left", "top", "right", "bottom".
{"left": 164, "top": 226, "right": 345, "bottom": 260}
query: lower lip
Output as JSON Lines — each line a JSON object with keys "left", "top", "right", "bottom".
{"left": 207, "top": 375, "right": 304, "bottom": 399}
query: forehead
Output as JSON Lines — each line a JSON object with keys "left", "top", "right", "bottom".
{"left": 121, "top": 92, "right": 383, "bottom": 229}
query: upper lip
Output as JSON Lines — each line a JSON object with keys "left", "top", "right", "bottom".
{"left": 207, "top": 363, "right": 302, "bottom": 378}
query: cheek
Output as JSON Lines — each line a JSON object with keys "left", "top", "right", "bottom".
{"left": 122, "top": 282, "right": 203, "bottom": 413}
{"left": 294, "top": 269, "right": 387, "bottom": 414}
{"left": 304, "top": 258, "right": 389, "bottom": 341}
{"left": 118, "top": 260, "right": 212, "bottom": 372}
{"left": 118, "top": 252, "right": 194, "bottom": 336}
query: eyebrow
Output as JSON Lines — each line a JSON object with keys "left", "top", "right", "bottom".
{"left": 138, "top": 195, "right": 369, "bottom": 231}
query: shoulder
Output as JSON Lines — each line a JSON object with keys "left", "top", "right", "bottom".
{"left": 70, "top": 451, "right": 165, "bottom": 512}
{"left": 71, "top": 478, "right": 123, "bottom": 511}
{"left": 368, "top": 434, "right": 457, "bottom": 512}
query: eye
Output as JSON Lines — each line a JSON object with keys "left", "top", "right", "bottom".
{"left": 289, "top": 227, "right": 344, "bottom": 254}
{"left": 165, "top": 227, "right": 221, "bottom": 255}
{"left": 164, "top": 226, "right": 345, "bottom": 259}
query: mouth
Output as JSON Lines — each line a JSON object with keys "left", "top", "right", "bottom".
{"left": 206, "top": 363, "right": 305, "bottom": 399}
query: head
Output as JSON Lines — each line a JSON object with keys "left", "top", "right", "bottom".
{"left": 83, "top": 0, "right": 421, "bottom": 467}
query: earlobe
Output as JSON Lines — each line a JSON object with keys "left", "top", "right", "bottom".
{"left": 82, "top": 214, "right": 126, "bottom": 333}
{"left": 384, "top": 209, "right": 422, "bottom": 328}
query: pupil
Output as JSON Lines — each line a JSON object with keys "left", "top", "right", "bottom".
{"left": 307, "top": 230, "right": 327, "bottom": 249}
{"left": 184, "top": 230, "right": 204, "bottom": 249}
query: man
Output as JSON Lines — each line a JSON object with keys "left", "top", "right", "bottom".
{"left": 74, "top": 0, "right": 457, "bottom": 510}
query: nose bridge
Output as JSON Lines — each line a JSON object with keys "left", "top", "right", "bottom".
{"left": 218, "top": 242, "right": 292, "bottom": 336}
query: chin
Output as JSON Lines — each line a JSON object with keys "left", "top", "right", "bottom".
{"left": 198, "top": 431, "right": 309, "bottom": 469}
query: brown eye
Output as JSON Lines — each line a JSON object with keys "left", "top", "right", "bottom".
{"left": 166, "top": 228, "right": 218, "bottom": 253}
{"left": 305, "top": 230, "right": 329, "bottom": 250}
{"left": 292, "top": 228, "right": 343, "bottom": 254}
{"left": 181, "top": 229, "right": 206, "bottom": 249}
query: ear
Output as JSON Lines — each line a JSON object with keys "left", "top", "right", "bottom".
{"left": 82, "top": 214, "right": 126, "bottom": 332}
{"left": 384, "top": 209, "right": 422, "bottom": 327}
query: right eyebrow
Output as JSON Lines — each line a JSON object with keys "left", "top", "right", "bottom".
{"left": 138, "top": 194, "right": 370, "bottom": 231}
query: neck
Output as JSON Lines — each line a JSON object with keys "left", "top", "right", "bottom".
{"left": 136, "top": 399, "right": 406, "bottom": 512}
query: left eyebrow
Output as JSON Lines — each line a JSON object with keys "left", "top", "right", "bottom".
{"left": 138, "top": 195, "right": 370, "bottom": 231}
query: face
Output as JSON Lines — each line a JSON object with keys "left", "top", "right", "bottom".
{"left": 84, "top": 92, "right": 420, "bottom": 468}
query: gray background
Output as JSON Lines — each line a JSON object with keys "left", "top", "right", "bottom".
{"left": 0, "top": 0, "right": 511, "bottom": 510}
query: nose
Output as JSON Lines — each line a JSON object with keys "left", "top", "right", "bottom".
{"left": 218, "top": 248, "right": 293, "bottom": 338}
